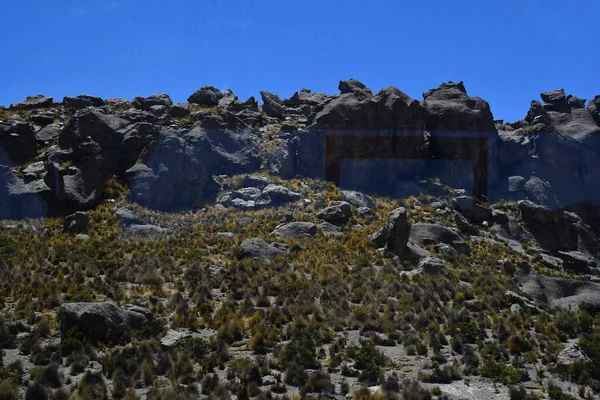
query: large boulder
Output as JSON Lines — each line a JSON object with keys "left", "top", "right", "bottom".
{"left": 317, "top": 201, "right": 352, "bottom": 225}
{"left": 238, "top": 238, "right": 286, "bottom": 261}
{"left": 384, "top": 207, "right": 411, "bottom": 255}
{"left": 272, "top": 222, "right": 317, "bottom": 239}
{"left": 409, "top": 223, "right": 470, "bottom": 254}
{"left": 260, "top": 91, "right": 285, "bottom": 119}
{"left": 59, "top": 302, "right": 151, "bottom": 344}
{"left": 188, "top": 86, "right": 224, "bottom": 106}
{"left": 9, "top": 95, "right": 55, "bottom": 110}
{"left": 63, "top": 211, "right": 90, "bottom": 234}
{"left": 63, "top": 95, "right": 105, "bottom": 110}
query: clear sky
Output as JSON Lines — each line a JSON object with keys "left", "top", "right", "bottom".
{"left": 0, "top": 0, "right": 598, "bottom": 122}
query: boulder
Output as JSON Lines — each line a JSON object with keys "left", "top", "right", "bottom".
{"left": 370, "top": 227, "right": 388, "bottom": 248}
{"left": 272, "top": 222, "right": 317, "bottom": 239}
{"left": 188, "top": 86, "right": 224, "bottom": 106}
{"left": 409, "top": 223, "right": 470, "bottom": 254}
{"left": 63, "top": 211, "right": 90, "bottom": 234}
{"left": 341, "top": 190, "right": 375, "bottom": 209}
{"left": 260, "top": 91, "right": 285, "bottom": 119}
{"left": 356, "top": 206, "right": 376, "bottom": 221}
{"left": 523, "top": 176, "right": 561, "bottom": 210}
{"left": 317, "top": 222, "right": 342, "bottom": 236}
{"left": 35, "top": 123, "right": 61, "bottom": 145}
{"left": 134, "top": 94, "right": 173, "bottom": 111}
{"left": 418, "top": 257, "right": 446, "bottom": 275}
{"left": 171, "top": 103, "right": 191, "bottom": 118}
{"left": 242, "top": 175, "right": 271, "bottom": 189}
{"left": 9, "top": 95, "right": 55, "bottom": 110}
{"left": 238, "top": 238, "right": 285, "bottom": 260}
{"left": 261, "top": 184, "right": 301, "bottom": 205}
{"left": 316, "top": 201, "right": 352, "bottom": 225}
{"left": 515, "top": 269, "right": 600, "bottom": 310}
{"left": 59, "top": 302, "right": 151, "bottom": 344}
{"left": 384, "top": 207, "right": 411, "bottom": 255}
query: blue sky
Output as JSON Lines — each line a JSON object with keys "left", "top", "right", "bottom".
{"left": 0, "top": 0, "right": 598, "bottom": 122}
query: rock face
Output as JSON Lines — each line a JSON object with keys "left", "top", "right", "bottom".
{"left": 59, "top": 302, "right": 151, "bottom": 344}
{"left": 0, "top": 122, "right": 37, "bottom": 166}
{"left": 515, "top": 269, "right": 600, "bottom": 310}
{"left": 127, "top": 124, "right": 260, "bottom": 211}
{"left": 385, "top": 207, "right": 411, "bottom": 255}
{"left": 9, "top": 95, "right": 55, "bottom": 110}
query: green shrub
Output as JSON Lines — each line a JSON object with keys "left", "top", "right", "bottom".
{"left": 481, "top": 357, "right": 521, "bottom": 384}
{"left": 0, "top": 379, "right": 19, "bottom": 400}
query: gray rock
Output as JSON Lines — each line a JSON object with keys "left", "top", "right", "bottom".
{"left": 384, "top": 207, "right": 411, "bottom": 255}
{"left": 9, "top": 95, "right": 55, "bottom": 110}
{"left": 171, "top": 103, "right": 191, "bottom": 118}
{"left": 370, "top": 227, "right": 388, "bottom": 248}
{"left": 341, "top": 190, "right": 375, "bottom": 209}
{"left": 409, "top": 223, "right": 470, "bottom": 254}
{"left": 127, "top": 224, "right": 170, "bottom": 235}
{"left": 0, "top": 122, "right": 37, "bottom": 166}
{"left": 452, "top": 196, "right": 492, "bottom": 224}
{"left": 63, "top": 211, "right": 90, "bottom": 234}
{"left": 492, "top": 209, "right": 509, "bottom": 224}
{"left": 317, "top": 201, "right": 352, "bottom": 225}
{"left": 318, "top": 222, "right": 342, "bottom": 236}
{"left": 35, "top": 123, "right": 61, "bottom": 145}
{"left": 556, "top": 341, "right": 591, "bottom": 371}
{"left": 59, "top": 302, "right": 151, "bottom": 344}
{"left": 237, "top": 217, "right": 253, "bottom": 226}
{"left": 114, "top": 207, "right": 141, "bottom": 225}
{"left": 261, "top": 184, "right": 301, "bottom": 205}
{"left": 272, "top": 222, "right": 317, "bottom": 239}
{"left": 418, "top": 257, "right": 446, "bottom": 275}
{"left": 356, "top": 206, "right": 376, "bottom": 221}
{"left": 515, "top": 269, "right": 600, "bottom": 310}
{"left": 434, "top": 243, "right": 458, "bottom": 259}
{"left": 188, "top": 86, "right": 224, "bottom": 106}
{"left": 524, "top": 176, "right": 561, "bottom": 210}
{"left": 239, "top": 238, "right": 285, "bottom": 260}
{"left": 454, "top": 211, "right": 478, "bottom": 235}
{"left": 260, "top": 91, "right": 284, "bottom": 119}
{"left": 242, "top": 175, "right": 272, "bottom": 189}
{"left": 161, "top": 329, "right": 191, "bottom": 348}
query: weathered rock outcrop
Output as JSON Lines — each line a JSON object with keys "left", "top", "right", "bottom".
{"left": 59, "top": 302, "right": 151, "bottom": 344}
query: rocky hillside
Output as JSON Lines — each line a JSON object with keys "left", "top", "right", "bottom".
{"left": 0, "top": 81, "right": 599, "bottom": 399}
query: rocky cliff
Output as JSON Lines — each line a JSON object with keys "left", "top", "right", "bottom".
{"left": 2, "top": 80, "right": 600, "bottom": 221}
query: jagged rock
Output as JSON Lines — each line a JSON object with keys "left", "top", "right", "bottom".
{"left": 30, "top": 114, "right": 54, "bottom": 127}
{"left": 515, "top": 269, "right": 600, "bottom": 310}
{"left": 261, "top": 184, "right": 301, "bottom": 205}
{"left": 452, "top": 196, "right": 492, "bottom": 224}
{"left": 171, "top": 103, "right": 191, "bottom": 118}
{"left": 341, "top": 190, "right": 375, "bottom": 209}
{"left": 370, "top": 226, "right": 388, "bottom": 249}
{"left": 62, "top": 95, "right": 105, "bottom": 110}
{"left": 557, "top": 251, "right": 599, "bottom": 274}
{"left": 318, "top": 221, "right": 342, "bottom": 236}
{"left": 272, "top": 222, "right": 317, "bottom": 239}
{"left": 524, "top": 176, "right": 561, "bottom": 210}
{"left": 63, "top": 211, "right": 89, "bottom": 234}
{"left": 492, "top": 209, "right": 509, "bottom": 225}
{"left": 35, "top": 123, "right": 61, "bottom": 145}
{"left": 317, "top": 201, "right": 352, "bottom": 225}
{"left": 0, "top": 122, "right": 37, "bottom": 166}
{"left": 133, "top": 94, "right": 173, "bottom": 111}
{"left": 266, "top": 138, "right": 296, "bottom": 179}
{"left": 454, "top": 211, "right": 478, "bottom": 235}
{"left": 384, "top": 207, "right": 411, "bottom": 255}
{"left": 260, "top": 91, "right": 285, "bottom": 119}
{"left": 356, "top": 206, "right": 376, "bottom": 221}
{"left": 114, "top": 207, "right": 141, "bottom": 225}
{"left": 59, "top": 302, "right": 151, "bottom": 344}
{"left": 588, "top": 95, "right": 600, "bottom": 125}
{"left": 409, "top": 223, "right": 470, "bottom": 254}
{"left": 397, "top": 242, "right": 431, "bottom": 263}
{"left": 418, "top": 257, "right": 446, "bottom": 275}
{"left": 218, "top": 89, "right": 238, "bottom": 108}
{"left": 242, "top": 175, "right": 271, "bottom": 189}
{"left": 239, "top": 238, "right": 285, "bottom": 260}
{"left": 9, "top": 95, "right": 55, "bottom": 110}
{"left": 188, "top": 86, "right": 224, "bottom": 106}
{"left": 161, "top": 329, "right": 191, "bottom": 348}
{"left": 556, "top": 341, "right": 591, "bottom": 373}
{"left": 434, "top": 243, "right": 459, "bottom": 260}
